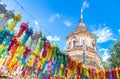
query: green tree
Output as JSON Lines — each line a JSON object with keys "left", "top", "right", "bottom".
{"left": 109, "top": 38, "right": 120, "bottom": 68}
{"left": 101, "top": 61, "right": 111, "bottom": 69}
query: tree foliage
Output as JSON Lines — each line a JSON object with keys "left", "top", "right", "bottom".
{"left": 109, "top": 38, "right": 120, "bottom": 68}
{"left": 101, "top": 61, "right": 111, "bottom": 69}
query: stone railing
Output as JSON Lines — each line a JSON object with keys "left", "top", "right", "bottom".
{"left": 66, "top": 45, "right": 96, "bottom": 53}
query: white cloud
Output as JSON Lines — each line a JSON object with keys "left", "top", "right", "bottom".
{"left": 47, "top": 36, "right": 60, "bottom": 41}
{"left": 64, "top": 21, "right": 72, "bottom": 27}
{"left": 92, "top": 27, "right": 116, "bottom": 43}
{"left": 56, "top": 14, "right": 60, "bottom": 18}
{"left": 100, "top": 48, "right": 110, "bottom": 61}
{"left": 33, "top": 20, "right": 39, "bottom": 26}
{"left": 49, "top": 14, "right": 60, "bottom": 22}
{"left": 118, "top": 29, "right": 120, "bottom": 34}
{"left": 81, "top": 0, "right": 89, "bottom": 12}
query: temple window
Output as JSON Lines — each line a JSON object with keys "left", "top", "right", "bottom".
{"left": 67, "top": 42, "right": 71, "bottom": 49}
{"left": 73, "top": 40, "right": 78, "bottom": 48}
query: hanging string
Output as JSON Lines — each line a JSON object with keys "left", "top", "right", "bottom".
{"left": 14, "top": 0, "right": 50, "bottom": 34}
{"left": 14, "top": 0, "right": 35, "bottom": 21}
{"left": 13, "top": 0, "right": 65, "bottom": 48}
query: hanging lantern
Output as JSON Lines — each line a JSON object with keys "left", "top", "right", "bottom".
{"left": 42, "top": 41, "right": 50, "bottom": 58}
{"left": 17, "top": 22, "right": 28, "bottom": 38}
{"left": 112, "top": 68, "right": 117, "bottom": 79}
{"left": 0, "top": 10, "right": 14, "bottom": 28}
{"left": 29, "top": 32, "right": 37, "bottom": 49}
{"left": 45, "top": 44, "right": 54, "bottom": 60}
{"left": 0, "top": 27, "right": 10, "bottom": 44}
{"left": 105, "top": 69, "right": 110, "bottom": 79}
{"left": 0, "top": 4, "right": 6, "bottom": 14}
{"left": 29, "top": 31, "right": 42, "bottom": 49}
{"left": 22, "top": 27, "right": 33, "bottom": 45}
{"left": 5, "top": 31, "right": 14, "bottom": 45}
{"left": 8, "top": 36, "right": 17, "bottom": 51}
{"left": 7, "top": 13, "right": 22, "bottom": 31}
{"left": 9, "top": 39, "right": 21, "bottom": 56}
{"left": 33, "top": 31, "right": 42, "bottom": 46}
{"left": 22, "top": 47, "right": 31, "bottom": 65}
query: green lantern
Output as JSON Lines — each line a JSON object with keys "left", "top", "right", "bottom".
{"left": 39, "top": 35, "right": 46, "bottom": 52}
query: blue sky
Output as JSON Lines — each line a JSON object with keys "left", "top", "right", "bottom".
{"left": 1, "top": 0, "right": 120, "bottom": 61}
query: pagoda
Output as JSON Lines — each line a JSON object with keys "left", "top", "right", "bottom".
{"left": 65, "top": 12, "right": 103, "bottom": 69}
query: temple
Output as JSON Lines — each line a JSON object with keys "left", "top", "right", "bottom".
{"left": 65, "top": 12, "right": 103, "bottom": 69}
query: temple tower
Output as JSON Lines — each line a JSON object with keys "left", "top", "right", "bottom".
{"left": 65, "top": 12, "right": 103, "bottom": 69}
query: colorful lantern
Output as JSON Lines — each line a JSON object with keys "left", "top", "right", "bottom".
{"left": 5, "top": 31, "right": 14, "bottom": 45}
{"left": 22, "top": 27, "right": 33, "bottom": 45}
{"left": 39, "top": 35, "right": 46, "bottom": 52}
{"left": 7, "top": 13, "right": 22, "bottom": 31}
{"left": 17, "top": 22, "right": 28, "bottom": 38}
{"left": 0, "top": 4, "right": 6, "bottom": 14}
{"left": 0, "top": 10, "right": 14, "bottom": 28}
{"left": 42, "top": 41, "right": 50, "bottom": 58}
{"left": 0, "top": 28, "right": 10, "bottom": 44}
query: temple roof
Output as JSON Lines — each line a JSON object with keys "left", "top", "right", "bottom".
{"left": 74, "top": 19, "right": 87, "bottom": 33}
{"left": 67, "top": 19, "right": 95, "bottom": 39}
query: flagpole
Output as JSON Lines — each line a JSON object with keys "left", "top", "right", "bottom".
{"left": 82, "top": 40, "right": 86, "bottom": 65}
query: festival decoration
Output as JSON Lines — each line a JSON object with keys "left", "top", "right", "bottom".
{"left": 8, "top": 38, "right": 21, "bottom": 56}
{"left": 0, "top": 10, "right": 14, "bottom": 28}
{"left": 39, "top": 35, "right": 46, "bottom": 52}
{"left": 34, "top": 31, "right": 42, "bottom": 47}
{"left": 7, "top": 13, "right": 22, "bottom": 32}
{"left": 5, "top": 31, "right": 14, "bottom": 45}
{"left": 29, "top": 31, "right": 42, "bottom": 49}
{"left": 42, "top": 40, "right": 50, "bottom": 58}
{"left": 22, "top": 46, "right": 31, "bottom": 65}
{"left": 0, "top": 26, "right": 120, "bottom": 79}
{"left": 17, "top": 22, "right": 28, "bottom": 38}
{"left": 0, "top": 27, "right": 10, "bottom": 44}
{"left": 22, "top": 27, "right": 33, "bottom": 45}
{"left": 0, "top": 4, "right": 6, "bottom": 14}
{"left": 8, "top": 36, "right": 17, "bottom": 51}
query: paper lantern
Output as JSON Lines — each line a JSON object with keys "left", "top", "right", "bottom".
{"left": 0, "top": 10, "right": 14, "bottom": 28}
{"left": 7, "top": 13, "right": 22, "bottom": 31}
{"left": 17, "top": 22, "right": 28, "bottom": 38}
{"left": 42, "top": 41, "right": 50, "bottom": 58}
{"left": 0, "top": 4, "right": 6, "bottom": 14}
{"left": 22, "top": 27, "right": 33, "bottom": 45}
{"left": 0, "top": 28, "right": 10, "bottom": 44}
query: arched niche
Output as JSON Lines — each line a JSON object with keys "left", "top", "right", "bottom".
{"left": 71, "top": 36, "right": 79, "bottom": 48}
{"left": 67, "top": 41, "right": 71, "bottom": 49}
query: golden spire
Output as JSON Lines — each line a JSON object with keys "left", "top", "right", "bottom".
{"left": 80, "top": 9, "right": 83, "bottom": 21}
{"left": 79, "top": 9, "right": 85, "bottom": 26}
